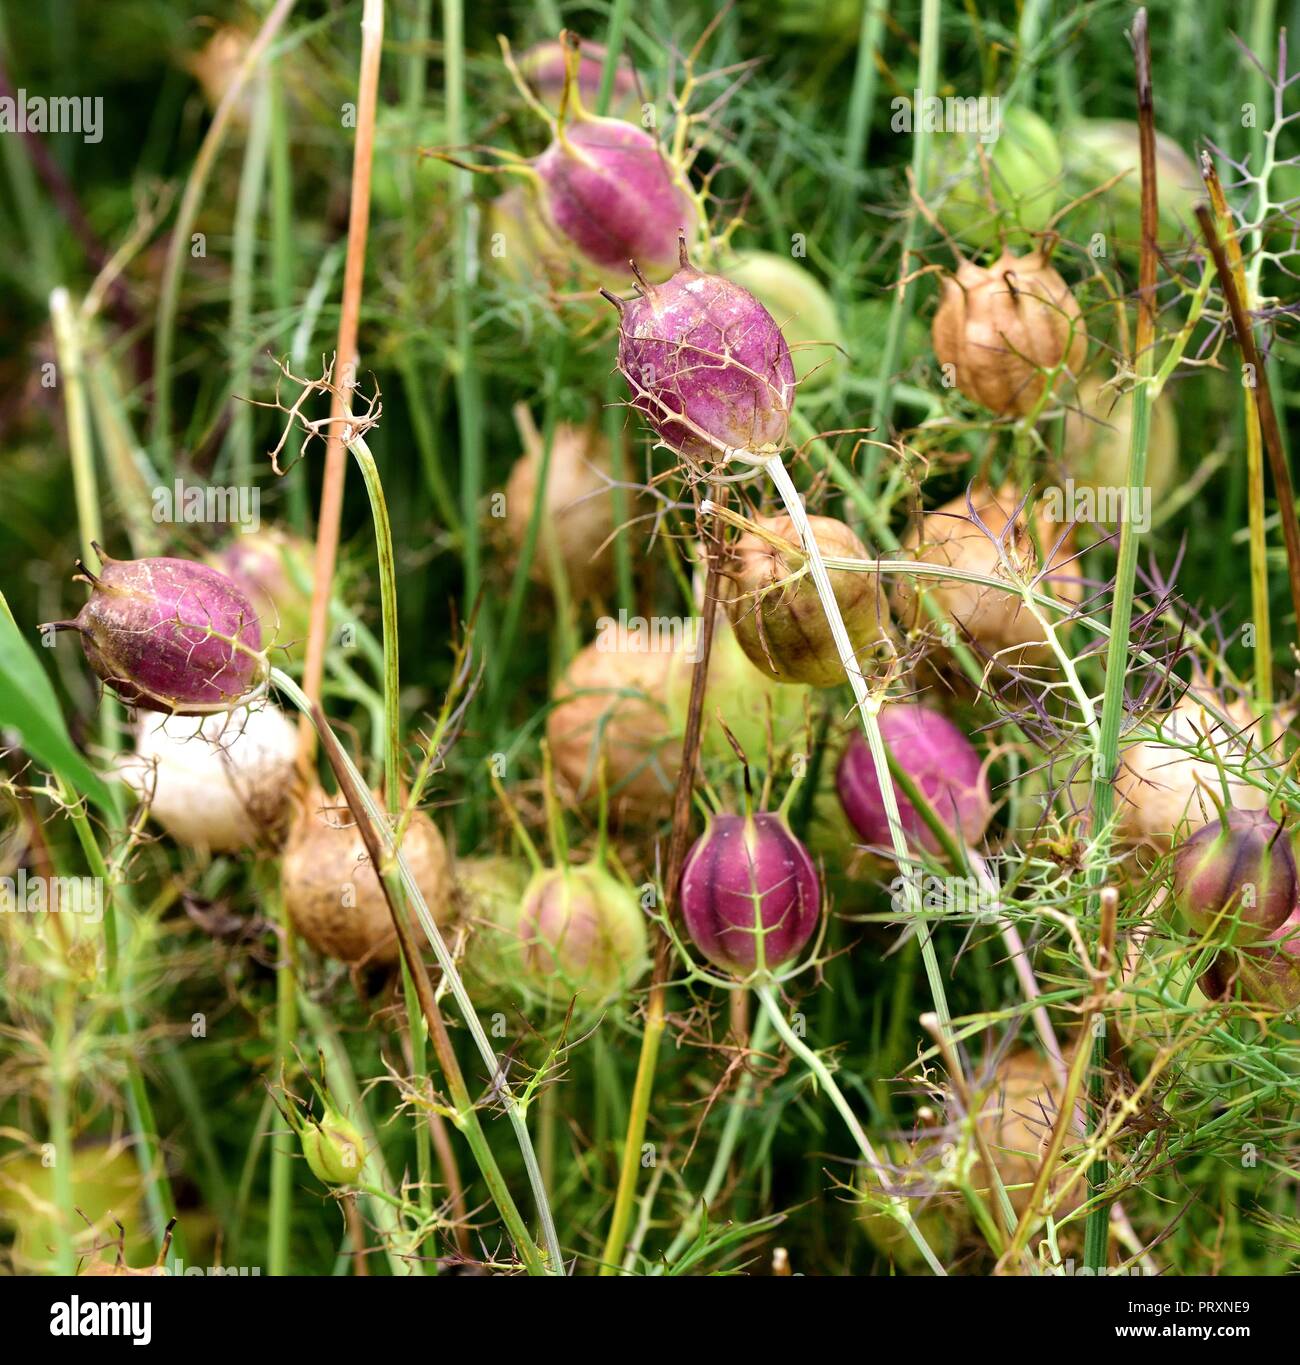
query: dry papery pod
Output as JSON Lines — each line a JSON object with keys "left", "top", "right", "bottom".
{"left": 546, "top": 623, "right": 681, "bottom": 822}
{"left": 281, "top": 790, "right": 453, "bottom": 968}
{"left": 503, "top": 404, "right": 618, "bottom": 600}
{"left": 1112, "top": 688, "right": 1271, "bottom": 851}
{"left": 932, "top": 249, "right": 1087, "bottom": 417}
{"left": 889, "top": 484, "right": 1084, "bottom": 670}
{"left": 974, "top": 1045, "right": 1084, "bottom": 1223}
{"left": 720, "top": 511, "right": 892, "bottom": 688}
{"left": 547, "top": 618, "right": 803, "bottom": 824}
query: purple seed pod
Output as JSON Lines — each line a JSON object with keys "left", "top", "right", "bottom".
{"left": 603, "top": 238, "right": 797, "bottom": 464}
{"left": 1198, "top": 913, "right": 1300, "bottom": 1011}
{"left": 1238, "top": 913, "right": 1300, "bottom": 1010}
{"left": 497, "top": 34, "right": 694, "bottom": 281}
{"left": 836, "top": 704, "right": 993, "bottom": 858}
{"left": 534, "top": 119, "right": 695, "bottom": 278}
{"left": 50, "top": 550, "right": 265, "bottom": 714}
{"left": 680, "top": 812, "right": 821, "bottom": 975}
{"left": 1172, "top": 808, "right": 1296, "bottom": 943}
{"left": 518, "top": 38, "right": 640, "bottom": 120}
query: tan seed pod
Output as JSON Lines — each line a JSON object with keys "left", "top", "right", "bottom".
{"left": 721, "top": 513, "right": 892, "bottom": 688}
{"left": 504, "top": 405, "right": 617, "bottom": 599}
{"left": 1113, "top": 690, "right": 1269, "bottom": 849}
{"left": 933, "top": 250, "right": 1087, "bottom": 416}
{"left": 975, "top": 1046, "right": 1083, "bottom": 1219}
{"left": 282, "top": 792, "right": 452, "bottom": 967}
{"left": 1062, "top": 373, "right": 1179, "bottom": 514}
{"left": 890, "top": 484, "right": 1083, "bottom": 667}
{"left": 547, "top": 626, "right": 681, "bottom": 822}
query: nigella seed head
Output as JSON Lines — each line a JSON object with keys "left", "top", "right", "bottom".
{"left": 679, "top": 811, "right": 821, "bottom": 976}
{"left": 931, "top": 249, "right": 1087, "bottom": 416}
{"left": 606, "top": 235, "right": 797, "bottom": 465}
{"left": 49, "top": 550, "right": 267, "bottom": 715}
{"left": 494, "top": 31, "right": 696, "bottom": 283}
{"left": 517, "top": 863, "right": 649, "bottom": 1007}
{"left": 1172, "top": 807, "right": 1297, "bottom": 943}
{"left": 836, "top": 703, "right": 993, "bottom": 858}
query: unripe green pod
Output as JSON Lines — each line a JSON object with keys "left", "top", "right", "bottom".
{"left": 933, "top": 107, "right": 1062, "bottom": 250}
{"left": 301, "top": 1108, "right": 366, "bottom": 1186}
{"left": 1061, "top": 119, "right": 1199, "bottom": 252}
{"left": 517, "top": 863, "right": 648, "bottom": 1008}
{"left": 1062, "top": 374, "right": 1179, "bottom": 514}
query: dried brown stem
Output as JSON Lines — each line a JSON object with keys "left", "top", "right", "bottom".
{"left": 299, "top": 0, "right": 385, "bottom": 757}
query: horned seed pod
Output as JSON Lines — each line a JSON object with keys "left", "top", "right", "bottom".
{"left": 932, "top": 249, "right": 1087, "bottom": 416}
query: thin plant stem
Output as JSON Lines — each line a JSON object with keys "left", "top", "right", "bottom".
{"left": 1081, "top": 7, "right": 1157, "bottom": 1271}
{"left": 754, "top": 983, "right": 946, "bottom": 1276}
{"left": 444, "top": 0, "right": 484, "bottom": 605}
{"left": 299, "top": 0, "right": 384, "bottom": 746}
{"left": 307, "top": 695, "right": 553, "bottom": 1276}
{"left": 272, "top": 668, "right": 564, "bottom": 1271}
{"left": 227, "top": 74, "right": 272, "bottom": 485}
{"left": 866, "top": 0, "right": 939, "bottom": 473}
{"left": 296, "top": 992, "right": 423, "bottom": 1276}
{"left": 598, "top": 484, "right": 725, "bottom": 1275}
{"left": 760, "top": 455, "right": 951, "bottom": 1034}
{"left": 268, "top": 883, "right": 297, "bottom": 1276}
{"left": 596, "top": 0, "right": 632, "bottom": 116}
{"left": 151, "top": 0, "right": 296, "bottom": 455}
{"left": 656, "top": 999, "right": 774, "bottom": 1269}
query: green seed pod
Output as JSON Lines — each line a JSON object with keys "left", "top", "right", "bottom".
{"left": 516, "top": 863, "right": 648, "bottom": 1009}
{"left": 933, "top": 107, "right": 1062, "bottom": 250}
{"left": 1060, "top": 119, "right": 1199, "bottom": 252}
{"left": 300, "top": 1108, "right": 366, "bottom": 1186}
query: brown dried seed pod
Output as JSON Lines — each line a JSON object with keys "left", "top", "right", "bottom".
{"left": 890, "top": 485, "right": 1083, "bottom": 667}
{"left": 546, "top": 626, "right": 681, "bottom": 822}
{"left": 932, "top": 250, "right": 1087, "bottom": 416}
{"left": 282, "top": 791, "right": 453, "bottom": 967}
{"left": 721, "top": 513, "right": 891, "bottom": 688}
{"left": 975, "top": 1046, "right": 1083, "bottom": 1219}
{"left": 504, "top": 407, "right": 617, "bottom": 599}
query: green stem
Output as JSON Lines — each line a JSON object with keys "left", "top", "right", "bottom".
{"left": 268, "top": 887, "right": 297, "bottom": 1276}
{"left": 297, "top": 993, "right": 422, "bottom": 1276}
{"left": 151, "top": 0, "right": 296, "bottom": 455}
{"left": 598, "top": 993, "right": 666, "bottom": 1274}
{"left": 754, "top": 984, "right": 946, "bottom": 1276}
{"left": 444, "top": 0, "right": 483, "bottom": 603}
{"left": 657, "top": 1000, "right": 774, "bottom": 1269}
{"left": 596, "top": 0, "right": 632, "bottom": 115}
{"left": 272, "top": 668, "right": 563, "bottom": 1271}
{"left": 759, "top": 455, "right": 951, "bottom": 1032}
{"left": 227, "top": 74, "right": 272, "bottom": 485}
{"left": 48, "top": 985, "right": 77, "bottom": 1274}
{"left": 866, "top": 0, "right": 939, "bottom": 471}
